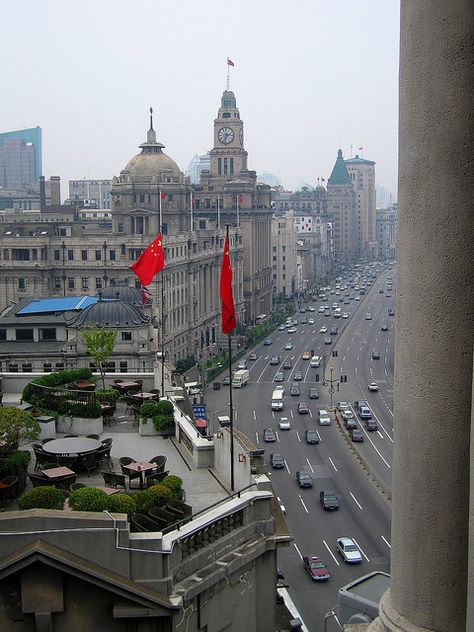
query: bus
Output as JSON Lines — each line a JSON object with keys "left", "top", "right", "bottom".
{"left": 271, "top": 390, "right": 284, "bottom": 411}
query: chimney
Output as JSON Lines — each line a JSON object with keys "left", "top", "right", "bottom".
{"left": 39, "top": 176, "right": 46, "bottom": 211}
{"left": 50, "top": 176, "right": 61, "bottom": 206}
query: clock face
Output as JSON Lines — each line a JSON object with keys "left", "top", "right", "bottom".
{"left": 239, "top": 128, "right": 244, "bottom": 145}
{"left": 218, "top": 127, "right": 234, "bottom": 144}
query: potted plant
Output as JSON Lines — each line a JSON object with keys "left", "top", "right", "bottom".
{"left": 0, "top": 407, "right": 40, "bottom": 494}
{"left": 139, "top": 400, "right": 175, "bottom": 436}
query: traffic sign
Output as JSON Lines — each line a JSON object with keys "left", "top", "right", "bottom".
{"left": 329, "top": 387, "right": 335, "bottom": 394}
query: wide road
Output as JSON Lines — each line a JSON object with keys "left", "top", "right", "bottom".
{"left": 206, "top": 266, "right": 395, "bottom": 629}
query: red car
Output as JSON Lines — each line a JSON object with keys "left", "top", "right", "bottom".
{"left": 263, "top": 428, "right": 277, "bottom": 442}
{"left": 303, "top": 555, "right": 330, "bottom": 581}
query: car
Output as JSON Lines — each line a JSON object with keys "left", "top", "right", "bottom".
{"left": 342, "top": 312, "right": 349, "bottom": 318}
{"left": 263, "top": 339, "right": 273, "bottom": 346}
{"left": 278, "top": 324, "right": 286, "bottom": 331}
{"left": 372, "top": 351, "right": 380, "bottom": 360}
{"left": 290, "top": 383, "right": 300, "bottom": 396}
{"left": 300, "top": 316, "right": 308, "bottom": 324}
{"left": 388, "top": 308, "right": 395, "bottom": 316}
{"left": 309, "top": 387, "right": 319, "bottom": 399}
{"left": 298, "top": 402, "right": 309, "bottom": 414}
{"left": 300, "top": 307, "right": 306, "bottom": 313}
{"left": 296, "top": 470, "right": 313, "bottom": 488}
{"left": 270, "top": 355, "right": 281, "bottom": 365}
{"left": 341, "top": 409, "right": 354, "bottom": 420}
{"left": 355, "top": 296, "right": 361, "bottom": 301}
{"left": 343, "top": 414, "right": 358, "bottom": 430}
{"left": 318, "top": 306, "right": 325, "bottom": 313}
{"left": 308, "top": 318, "right": 315, "bottom": 325}
{"left": 330, "top": 326, "right": 338, "bottom": 335}
{"left": 237, "top": 359, "right": 248, "bottom": 370}
{"left": 310, "top": 355, "right": 321, "bottom": 367}
{"left": 305, "top": 429, "right": 320, "bottom": 444}
{"left": 368, "top": 381, "right": 379, "bottom": 392}
{"left": 303, "top": 555, "right": 330, "bottom": 581}
{"left": 279, "top": 417, "right": 291, "bottom": 430}
{"left": 381, "top": 324, "right": 388, "bottom": 331}
{"left": 365, "top": 313, "right": 372, "bottom": 320}
{"left": 294, "top": 370, "right": 303, "bottom": 381}
{"left": 274, "top": 372, "right": 284, "bottom": 382}
{"left": 338, "top": 401, "right": 350, "bottom": 412}
{"left": 365, "top": 418, "right": 379, "bottom": 431}
{"left": 222, "top": 376, "right": 231, "bottom": 386}
{"left": 287, "top": 327, "right": 297, "bottom": 334}
{"left": 308, "top": 306, "right": 315, "bottom": 312}
{"left": 336, "top": 537, "right": 363, "bottom": 563}
{"left": 349, "top": 428, "right": 364, "bottom": 442}
{"left": 302, "top": 351, "right": 311, "bottom": 360}
{"left": 318, "top": 409, "right": 331, "bottom": 425}
{"left": 324, "top": 336, "right": 332, "bottom": 345}
{"left": 270, "top": 453, "right": 285, "bottom": 469}
{"left": 263, "top": 428, "right": 277, "bottom": 442}
{"left": 284, "top": 342, "right": 293, "bottom": 350}
{"left": 320, "top": 490, "right": 339, "bottom": 510}
{"left": 324, "top": 310, "right": 331, "bottom": 316}
{"left": 283, "top": 359, "right": 292, "bottom": 370}
{"left": 276, "top": 496, "right": 286, "bottom": 515}
{"left": 319, "top": 326, "right": 328, "bottom": 333}
{"left": 249, "top": 352, "right": 258, "bottom": 361}
{"left": 379, "top": 288, "right": 385, "bottom": 293}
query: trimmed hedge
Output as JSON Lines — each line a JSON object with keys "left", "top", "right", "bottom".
{"left": 19, "top": 486, "right": 66, "bottom": 511}
{"left": 105, "top": 493, "right": 137, "bottom": 517}
{"left": 161, "top": 475, "right": 184, "bottom": 501}
{"left": 69, "top": 487, "right": 108, "bottom": 512}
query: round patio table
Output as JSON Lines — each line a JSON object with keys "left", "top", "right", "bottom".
{"left": 42, "top": 437, "right": 101, "bottom": 456}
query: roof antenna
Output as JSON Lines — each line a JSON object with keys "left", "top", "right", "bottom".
{"left": 149, "top": 106, "right": 154, "bottom": 130}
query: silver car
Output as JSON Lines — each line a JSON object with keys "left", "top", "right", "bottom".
{"left": 336, "top": 537, "right": 363, "bottom": 563}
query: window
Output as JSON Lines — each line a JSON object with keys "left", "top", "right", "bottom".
{"left": 54, "top": 250, "right": 60, "bottom": 261}
{"left": 16, "top": 329, "right": 34, "bottom": 341}
{"left": 105, "top": 361, "right": 116, "bottom": 373}
{"left": 119, "top": 361, "right": 128, "bottom": 372}
{"left": 82, "top": 277, "right": 89, "bottom": 290}
{"left": 118, "top": 223, "right": 124, "bottom": 233}
{"left": 96, "top": 278, "right": 102, "bottom": 289}
{"left": 95, "top": 250, "right": 102, "bottom": 261}
{"left": 68, "top": 250, "right": 74, "bottom": 261}
{"left": 8, "top": 364, "right": 18, "bottom": 372}
{"left": 139, "top": 194, "right": 145, "bottom": 203}
{"left": 121, "top": 332, "right": 132, "bottom": 341}
{"left": 81, "top": 250, "right": 88, "bottom": 260}
{"left": 12, "top": 249, "right": 30, "bottom": 261}
{"left": 0, "top": 329, "right": 6, "bottom": 341}
{"left": 22, "top": 363, "right": 32, "bottom": 373}
{"left": 68, "top": 278, "right": 75, "bottom": 290}
{"left": 39, "top": 328, "right": 56, "bottom": 341}
{"left": 43, "top": 363, "right": 52, "bottom": 372}
{"left": 18, "top": 278, "right": 25, "bottom": 290}
{"left": 109, "top": 250, "right": 116, "bottom": 261}
{"left": 55, "top": 362, "right": 64, "bottom": 370}
{"left": 230, "top": 158, "right": 234, "bottom": 175}
{"left": 54, "top": 277, "right": 61, "bottom": 290}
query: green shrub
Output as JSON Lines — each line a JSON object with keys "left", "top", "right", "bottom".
{"left": 129, "top": 490, "right": 154, "bottom": 513}
{"left": 67, "top": 401, "right": 102, "bottom": 418}
{"left": 146, "top": 483, "right": 173, "bottom": 507}
{"left": 153, "top": 414, "right": 174, "bottom": 432}
{"left": 0, "top": 408, "right": 40, "bottom": 456}
{"left": 0, "top": 450, "right": 31, "bottom": 478}
{"left": 18, "top": 486, "right": 65, "bottom": 511}
{"left": 139, "top": 401, "right": 159, "bottom": 418}
{"left": 69, "top": 488, "right": 108, "bottom": 512}
{"left": 139, "top": 401, "right": 174, "bottom": 432}
{"left": 156, "top": 400, "right": 173, "bottom": 415}
{"left": 105, "top": 493, "right": 137, "bottom": 517}
{"left": 161, "top": 475, "right": 184, "bottom": 501}
{"left": 96, "top": 387, "right": 119, "bottom": 402}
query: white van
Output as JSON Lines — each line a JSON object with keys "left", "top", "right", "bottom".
{"left": 310, "top": 355, "right": 321, "bottom": 368}
{"left": 318, "top": 409, "right": 332, "bottom": 426}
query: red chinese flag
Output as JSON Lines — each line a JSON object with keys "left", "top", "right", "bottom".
{"left": 160, "top": 192, "right": 167, "bottom": 199}
{"left": 227, "top": 57, "right": 235, "bottom": 67}
{"left": 130, "top": 234, "right": 165, "bottom": 286}
{"left": 220, "top": 233, "right": 236, "bottom": 335}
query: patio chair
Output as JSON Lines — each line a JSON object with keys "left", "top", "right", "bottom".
{"left": 145, "top": 470, "right": 169, "bottom": 487}
{"left": 28, "top": 472, "right": 49, "bottom": 487}
{"left": 101, "top": 437, "right": 113, "bottom": 448}
{"left": 96, "top": 445, "right": 113, "bottom": 471}
{"left": 41, "top": 438, "right": 55, "bottom": 445}
{"left": 149, "top": 455, "right": 167, "bottom": 473}
{"left": 70, "top": 482, "right": 87, "bottom": 492}
{"left": 102, "top": 405, "right": 117, "bottom": 426}
{"left": 166, "top": 499, "right": 193, "bottom": 520}
{"left": 119, "top": 456, "right": 142, "bottom": 488}
{"left": 52, "top": 474, "right": 77, "bottom": 491}
{"left": 56, "top": 455, "right": 78, "bottom": 470}
{"left": 64, "top": 434, "right": 79, "bottom": 438}
{"left": 77, "top": 451, "right": 99, "bottom": 477}
{"left": 101, "top": 471, "right": 126, "bottom": 490}
{"left": 0, "top": 475, "right": 19, "bottom": 501}
{"left": 42, "top": 463, "right": 61, "bottom": 472}
{"left": 86, "top": 434, "right": 100, "bottom": 439}
{"left": 130, "top": 513, "right": 162, "bottom": 533}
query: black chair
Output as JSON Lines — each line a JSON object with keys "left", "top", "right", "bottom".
{"left": 86, "top": 434, "right": 100, "bottom": 440}
{"left": 52, "top": 474, "right": 77, "bottom": 491}
{"left": 70, "top": 482, "right": 87, "bottom": 492}
{"left": 33, "top": 449, "right": 57, "bottom": 472}
{"left": 1, "top": 475, "right": 19, "bottom": 501}
{"left": 119, "top": 456, "right": 142, "bottom": 488}
{"left": 77, "top": 451, "right": 99, "bottom": 477}
{"left": 101, "top": 470, "right": 126, "bottom": 490}
{"left": 56, "top": 455, "right": 77, "bottom": 470}
{"left": 130, "top": 513, "right": 162, "bottom": 533}
{"left": 102, "top": 405, "right": 117, "bottom": 426}
{"left": 149, "top": 455, "right": 167, "bottom": 473}
{"left": 42, "top": 463, "right": 61, "bottom": 472}
{"left": 28, "top": 472, "right": 49, "bottom": 487}
{"left": 64, "top": 434, "right": 79, "bottom": 438}
{"left": 96, "top": 445, "right": 113, "bottom": 471}
{"left": 101, "top": 437, "right": 113, "bottom": 447}
{"left": 146, "top": 470, "right": 169, "bottom": 487}
{"left": 41, "top": 437, "right": 55, "bottom": 445}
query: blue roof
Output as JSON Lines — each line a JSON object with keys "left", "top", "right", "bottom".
{"left": 17, "top": 296, "right": 100, "bottom": 316}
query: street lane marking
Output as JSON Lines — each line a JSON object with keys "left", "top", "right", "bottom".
{"left": 285, "top": 460, "right": 291, "bottom": 474}
{"left": 290, "top": 409, "right": 294, "bottom": 418}
{"left": 328, "top": 456, "right": 338, "bottom": 472}
{"left": 352, "top": 537, "right": 370, "bottom": 562}
{"left": 253, "top": 410, "right": 256, "bottom": 420}
{"left": 377, "top": 431, "right": 383, "bottom": 439}
{"left": 296, "top": 431, "right": 301, "bottom": 442}
{"left": 306, "top": 458, "right": 314, "bottom": 474}
{"left": 276, "top": 431, "right": 280, "bottom": 443}
{"left": 309, "top": 409, "right": 313, "bottom": 418}
{"left": 381, "top": 535, "right": 391, "bottom": 549}
{"left": 255, "top": 432, "right": 259, "bottom": 444}
{"left": 349, "top": 491, "right": 363, "bottom": 510}
{"left": 299, "top": 495, "right": 309, "bottom": 514}
{"left": 323, "top": 539, "right": 340, "bottom": 566}
{"left": 293, "top": 543, "right": 303, "bottom": 560}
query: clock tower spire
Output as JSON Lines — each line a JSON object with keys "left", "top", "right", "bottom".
{"left": 209, "top": 90, "right": 248, "bottom": 179}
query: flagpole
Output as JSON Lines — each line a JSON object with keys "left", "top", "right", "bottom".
{"left": 161, "top": 270, "right": 165, "bottom": 399}
{"left": 227, "top": 60, "right": 230, "bottom": 91}
{"left": 228, "top": 331, "right": 235, "bottom": 491}
{"left": 159, "top": 189, "right": 162, "bottom": 232}
{"left": 236, "top": 196, "right": 239, "bottom": 227}
{"left": 217, "top": 196, "right": 220, "bottom": 230}
{"left": 190, "top": 190, "right": 194, "bottom": 231}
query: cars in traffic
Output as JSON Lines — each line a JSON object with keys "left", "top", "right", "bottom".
{"left": 368, "top": 381, "right": 379, "bottom": 392}
{"left": 349, "top": 428, "right": 364, "bottom": 442}
{"left": 287, "top": 327, "right": 297, "bottom": 334}
{"left": 284, "top": 342, "right": 293, "bottom": 350}
{"left": 303, "top": 555, "right": 330, "bottom": 581}
{"left": 263, "top": 339, "right": 273, "bottom": 346}
{"left": 270, "top": 355, "right": 281, "bottom": 365}
{"left": 338, "top": 401, "right": 350, "bottom": 413}
{"left": 372, "top": 351, "right": 380, "bottom": 360}
{"left": 342, "top": 413, "right": 357, "bottom": 430}
{"left": 294, "top": 370, "right": 303, "bottom": 381}
{"left": 364, "top": 418, "right": 379, "bottom": 431}
{"left": 222, "top": 376, "right": 231, "bottom": 385}
{"left": 270, "top": 453, "right": 285, "bottom": 469}
{"left": 342, "top": 312, "right": 349, "bottom": 318}
{"left": 249, "top": 352, "right": 258, "bottom": 360}
{"left": 336, "top": 537, "right": 363, "bottom": 563}
{"left": 309, "top": 387, "right": 319, "bottom": 399}
{"left": 308, "top": 318, "right": 315, "bottom": 325}
{"left": 330, "top": 326, "right": 338, "bottom": 335}
{"left": 279, "top": 417, "right": 291, "bottom": 430}
{"left": 290, "top": 383, "right": 300, "bottom": 396}
{"left": 365, "top": 313, "right": 373, "bottom": 320}
{"left": 283, "top": 359, "right": 292, "bottom": 370}
{"left": 319, "top": 326, "right": 328, "bottom": 333}
{"left": 302, "top": 351, "right": 311, "bottom": 360}
{"left": 263, "top": 428, "right": 277, "bottom": 442}
{"left": 278, "top": 324, "right": 286, "bottom": 331}
{"left": 320, "top": 490, "right": 339, "bottom": 510}
{"left": 381, "top": 324, "right": 388, "bottom": 331}
{"left": 388, "top": 308, "right": 395, "bottom": 316}
{"left": 297, "top": 402, "right": 309, "bottom": 414}
{"left": 324, "top": 336, "right": 332, "bottom": 345}
{"left": 305, "top": 429, "right": 320, "bottom": 444}
{"left": 274, "top": 372, "right": 284, "bottom": 382}
{"left": 310, "top": 355, "right": 321, "bottom": 367}
{"left": 296, "top": 470, "right": 313, "bottom": 488}
{"left": 318, "top": 409, "right": 331, "bottom": 425}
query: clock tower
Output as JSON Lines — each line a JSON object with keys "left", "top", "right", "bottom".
{"left": 209, "top": 90, "right": 248, "bottom": 179}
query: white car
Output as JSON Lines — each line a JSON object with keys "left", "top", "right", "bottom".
{"left": 355, "top": 296, "right": 361, "bottom": 301}
{"left": 341, "top": 409, "right": 354, "bottom": 420}
{"left": 287, "top": 327, "right": 297, "bottom": 334}
{"left": 342, "top": 312, "right": 349, "bottom": 319}
{"left": 365, "top": 313, "right": 372, "bottom": 320}
{"left": 274, "top": 385, "right": 285, "bottom": 393}
{"left": 308, "top": 318, "right": 315, "bottom": 325}
{"left": 318, "top": 306, "right": 325, "bottom": 313}
{"left": 337, "top": 537, "right": 363, "bottom": 563}
{"left": 277, "top": 496, "right": 286, "bottom": 515}
{"left": 319, "top": 326, "right": 328, "bottom": 334}
{"left": 279, "top": 417, "right": 291, "bottom": 430}
{"left": 318, "top": 409, "right": 331, "bottom": 426}
{"left": 368, "top": 381, "right": 379, "bottom": 392}
{"left": 337, "top": 401, "right": 351, "bottom": 413}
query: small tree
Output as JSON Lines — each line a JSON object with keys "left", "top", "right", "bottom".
{"left": 81, "top": 326, "right": 117, "bottom": 388}
{"left": 0, "top": 407, "right": 40, "bottom": 457}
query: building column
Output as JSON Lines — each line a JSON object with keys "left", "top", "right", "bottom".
{"left": 370, "top": 2, "right": 474, "bottom": 631}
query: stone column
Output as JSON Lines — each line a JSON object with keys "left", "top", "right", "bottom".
{"left": 370, "top": 1, "right": 474, "bottom": 631}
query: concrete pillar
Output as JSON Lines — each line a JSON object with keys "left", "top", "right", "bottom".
{"left": 370, "top": 2, "right": 474, "bottom": 631}
{"left": 49, "top": 176, "right": 61, "bottom": 206}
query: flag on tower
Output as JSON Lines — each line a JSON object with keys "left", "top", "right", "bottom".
{"left": 219, "top": 230, "right": 236, "bottom": 335}
{"left": 321, "top": 177, "right": 326, "bottom": 182}
{"left": 141, "top": 285, "right": 152, "bottom": 305}
{"left": 358, "top": 146, "right": 363, "bottom": 151}
{"left": 227, "top": 57, "right": 235, "bottom": 67}
{"left": 238, "top": 195, "right": 243, "bottom": 204}
{"left": 160, "top": 192, "right": 167, "bottom": 200}
{"left": 130, "top": 233, "right": 165, "bottom": 286}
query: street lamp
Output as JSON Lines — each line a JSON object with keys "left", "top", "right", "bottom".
{"left": 323, "top": 366, "right": 337, "bottom": 412}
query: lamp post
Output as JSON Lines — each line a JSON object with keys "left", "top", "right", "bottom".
{"left": 323, "top": 366, "right": 337, "bottom": 412}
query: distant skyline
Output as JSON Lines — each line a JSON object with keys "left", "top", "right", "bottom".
{"left": 1, "top": 0, "right": 400, "bottom": 199}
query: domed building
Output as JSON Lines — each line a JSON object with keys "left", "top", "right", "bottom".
{"left": 111, "top": 110, "right": 190, "bottom": 236}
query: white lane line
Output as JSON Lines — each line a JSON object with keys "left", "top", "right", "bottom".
{"left": 293, "top": 542, "right": 303, "bottom": 560}
{"left": 253, "top": 410, "right": 256, "bottom": 420}
{"left": 255, "top": 432, "right": 259, "bottom": 444}
{"left": 235, "top": 411, "right": 238, "bottom": 420}
{"left": 323, "top": 539, "right": 340, "bottom": 566}
{"left": 290, "top": 409, "right": 294, "bottom": 418}
{"left": 328, "top": 456, "right": 338, "bottom": 472}
{"left": 285, "top": 460, "right": 291, "bottom": 474}
{"left": 352, "top": 537, "right": 370, "bottom": 562}
{"left": 299, "top": 495, "right": 309, "bottom": 514}
{"left": 377, "top": 430, "right": 383, "bottom": 439}
{"left": 276, "top": 431, "right": 280, "bottom": 443}
{"left": 381, "top": 535, "right": 391, "bottom": 549}
{"left": 349, "top": 491, "right": 363, "bottom": 510}
{"left": 309, "top": 409, "right": 313, "bottom": 418}
{"left": 306, "top": 458, "right": 314, "bottom": 474}
{"left": 296, "top": 430, "right": 301, "bottom": 442}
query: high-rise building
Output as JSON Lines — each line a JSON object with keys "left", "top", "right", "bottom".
{"left": 186, "top": 153, "right": 210, "bottom": 184}
{"left": 271, "top": 211, "right": 297, "bottom": 299}
{"left": 68, "top": 179, "right": 112, "bottom": 209}
{"left": 0, "top": 127, "right": 42, "bottom": 190}
{"left": 345, "top": 154, "right": 377, "bottom": 259}
{"left": 326, "top": 149, "right": 357, "bottom": 264}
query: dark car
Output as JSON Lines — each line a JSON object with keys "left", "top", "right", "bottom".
{"left": 270, "top": 355, "right": 280, "bottom": 365}
{"left": 283, "top": 359, "right": 292, "bottom": 370}
{"left": 222, "top": 376, "right": 231, "bottom": 385}
{"left": 263, "top": 339, "right": 273, "bottom": 346}
{"left": 298, "top": 402, "right": 309, "bottom": 414}
{"left": 372, "top": 351, "right": 380, "bottom": 360}
{"left": 320, "top": 490, "right": 339, "bottom": 510}
{"left": 388, "top": 308, "right": 395, "bottom": 316}
{"left": 344, "top": 416, "right": 358, "bottom": 431}
{"left": 309, "top": 387, "right": 319, "bottom": 399}
{"left": 349, "top": 428, "right": 364, "bottom": 442}
{"left": 365, "top": 418, "right": 379, "bottom": 432}
{"left": 324, "top": 336, "right": 332, "bottom": 345}
{"left": 381, "top": 324, "right": 388, "bottom": 331}
{"left": 305, "top": 429, "right": 320, "bottom": 444}
{"left": 303, "top": 555, "right": 330, "bottom": 581}
{"left": 263, "top": 428, "right": 277, "bottom": 442}
{"left": 330, "top": 326, "right": 338, "bottom": 335}
{"left": 294, "top": 370, "right": 303, "bottom": 381}
{"left": 290, "top": 383, "right": 300, "bottom": 396}
{"left": 296, "top": 470, "right": 313, "bottom": 488}
{"left": 270, "top": 453, "right": 285, "bottom": 469}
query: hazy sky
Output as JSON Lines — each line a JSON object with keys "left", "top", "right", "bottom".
{"left": 2, "top": 0, "right": 400, "bottom": 197}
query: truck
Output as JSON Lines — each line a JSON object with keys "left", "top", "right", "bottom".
{"left": 232, "top": 369, "right": 249, "bottom": 388}
{"left": 320, "top": 490, "right": 339, "bottom": 510}
{"left": 271, "top": 389, "right": 284, "bottom": 411}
